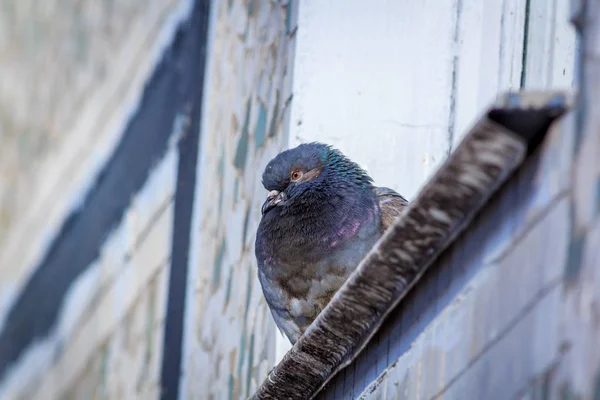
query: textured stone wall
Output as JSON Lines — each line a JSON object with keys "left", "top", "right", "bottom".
{"left": 181, "top": 0, "right": 298, "bottom": 398}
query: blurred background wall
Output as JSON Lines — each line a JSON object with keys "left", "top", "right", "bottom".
{"left": 0, "top": 0, "right": 576, "bottom": 399}
{"left": 0, "top": 0, "right": 211, "bottom": 398}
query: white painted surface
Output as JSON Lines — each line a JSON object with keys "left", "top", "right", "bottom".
{"left": 278, "top": 0, "right": 576, "bottom": 372}
{"left": 523, "top": 0, "right": 578, "bottom": 89}
{"left": 451, "top": 0, "right": 528, "bottom": 146}
{"left": 288, "top": 0, "right": 577, "bottom": 200}
{"left": 290, "top": 0, "right": 459, "bottom": 200}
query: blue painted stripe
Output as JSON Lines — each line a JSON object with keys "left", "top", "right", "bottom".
{"left": 160, "top": 1, "right": 211, "bottom": 400}
{"left": 0, "top": 0, "right": 210, "bottom": 390}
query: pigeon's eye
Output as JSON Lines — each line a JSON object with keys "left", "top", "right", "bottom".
{"left": 290, "top": 170, "right": 303, "bottom": 181}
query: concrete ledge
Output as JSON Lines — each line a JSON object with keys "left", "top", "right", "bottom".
{"left": 251, "top": 91, "right": 571, "bottom": 400}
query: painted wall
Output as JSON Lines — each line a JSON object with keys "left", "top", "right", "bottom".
{"left": 289, "top": 0, "right": 577, "bottom": 201}
{"left": 0, "top": 0, "right": 191, "bottom": 309}
{"left": 0, "top": 0, "right": 578, "bottom": 399}
{"left": 0, "top": 0, "right": 209, "bottom": 398}
{"left": 323, "top": 17, "right": 600, "bottom": 394}
{"left": 320, "top": 112, "right": 578, "bottom": 399}
{"left": 180, "top": 0, "right": 298, "bottom": 398}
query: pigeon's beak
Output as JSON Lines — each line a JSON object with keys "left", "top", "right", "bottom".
{"left": 261, "top": 190, "right": 286, "bottom": 215}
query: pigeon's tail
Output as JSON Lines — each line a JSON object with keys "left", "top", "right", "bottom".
{"left": 374, "top": 186, "right": 408, "bottom": 232}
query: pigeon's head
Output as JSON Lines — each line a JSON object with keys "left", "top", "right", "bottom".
{"left": 260, "top": 142, "right": 373, "bottom": 215}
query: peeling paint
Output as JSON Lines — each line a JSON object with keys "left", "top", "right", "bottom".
{"left": 246, "top": 333, "right": 255, "bottom": 398}
{"left": 212, "top": 238, "right": 227, "bottom": 292}
{"left": 268, "top": 90, "right": 280, "bottom": 139}
{"left": 218, "top": 148, "right": 226, "bottom": 223}
{"left": 565, "top": 230, "right": 585, "bottom": 282}
{"left": 224, "top": 269, "right": 234, "bottom": 309}
{"left": 97, "top": 345, "right": 109, "bottom": 400}
{"left": 242, "top": 205, "right": 252, "bottom": 246}
{"left": 254, "top": 101, "right": 268, "bottom": 150}
{"left": 237, "top": 333, "right": 247, "bottom": 382}
{"left": 234, "top": 100, "right": 252, "bottom": 171}
{"left": 184, "top": 0, "right": 297, "bottom": 397}
{"left": 244, "top": 266, "right": 253, "bottom": 321}
{"left": 217, "top": 147, "right": 226, "bottom": 179}
{"left": 285, "top": 3, "right": 293, "bottom": 34}
{"left": 233, "top": 178, "right": 240, "bottom": 203}
{"left": 228, "top": 374, "right": 235, "bottom": 400}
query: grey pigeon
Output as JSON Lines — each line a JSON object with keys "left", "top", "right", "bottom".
{"left": 255, "top": 142, "right": 408, "bottom": 344}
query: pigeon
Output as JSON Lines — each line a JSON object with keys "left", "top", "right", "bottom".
{"left": 255, "top": 142, "right": 408, "bottom": 344}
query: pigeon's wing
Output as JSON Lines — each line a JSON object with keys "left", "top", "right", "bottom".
{"left": 375, "top": 186, "right": 409, "bottom": 233}
{"left": 257, "top": 267, "right": 303, "bottom": 344}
